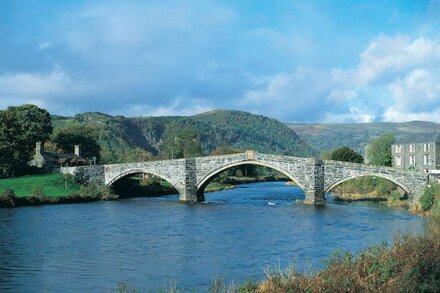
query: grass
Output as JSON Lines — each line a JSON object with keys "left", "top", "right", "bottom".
{"left": 0, "top": 173, "right": 80, "bottom": 198}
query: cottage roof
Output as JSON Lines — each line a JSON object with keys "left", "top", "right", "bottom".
{"left": 394, "top": 131, "right": 440, "bottom": 145}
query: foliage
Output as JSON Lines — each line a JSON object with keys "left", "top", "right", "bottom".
{"left": 51, "top": 110, "right": 318, "bottom": 164}
{"left": 211, "top": 145, "right": 242, "bottom": 156}
{"left": 0, "top": 104, "right": 52, "bottom": 176}
{"left": 366, "top": 133, "right": 395, "bottom": 166}
{"left": 161, "top": 121, "right": 203, "bottom": 159}
{"left": 335, "top": 176, "right": 398, "bottom": 197}
{"left": 329, "top": 146, "right": 363, "bottom": 163}
{"left": 124, "top": 147, "right": 153, "bottom": 162}
{"left": 52, "top": 124, "right": 101, "bottom": 162}
{"left": 78, "top": 184, "right": 116, "bottom": 200}
{"left": 420, "top": 184, "right": 439, "bottom": 211}
{"left": 320, "top": 150, "right": 332, "bottom": 160}
{"left": 0, "top": 189, "right": 18, "bottom": 207}
{"left": 31, "top": 185, "right": 45, "bottom": 197}
{"left": 8, "top": 104, "right": 53, "bottom": 146}
{"left": 231, "top": 230, "right": 440, "bottom": 292}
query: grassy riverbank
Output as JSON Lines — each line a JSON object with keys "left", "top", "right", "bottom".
{"left": 0, "top": 173, "right": 80, "bottom": 197}
{"left": 0, "top": 173, "right": 117, "bottom": 208}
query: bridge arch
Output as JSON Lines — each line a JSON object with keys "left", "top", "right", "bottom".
{"left": 324, "top": 174, "right": 412, "bottom": 195}
{"left": 106, "top": 168, "right": 183, "bottom": 195}
{"left": 196, "top": 160, "right": 307, "bottom": 201}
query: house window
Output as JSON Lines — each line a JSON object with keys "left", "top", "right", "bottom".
{"left": 409, "top": 144, "right": 416, "bottom": 153}
{"left": 395, "top": 145, "right": 402, "bottom": 154}
{"left": 424, "top": 154, "right": 431, "bottom": 165}
{"left": 410, "top": 155, "right": 416, "bottom": 165}
{"left": 424, "top": 143, "right": 431, "bottom": 152}
{"left": 395, "top": 156, "right": 401, "bottom": 166}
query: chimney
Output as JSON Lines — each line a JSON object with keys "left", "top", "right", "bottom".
{"left": 35, "top": 141, "right": 43, "bottom": 154}
{"left": 74, "top": 145, "right": 81, "bottom": 157}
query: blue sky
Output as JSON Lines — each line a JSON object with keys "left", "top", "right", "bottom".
{"left": 1, "top": 0, "right": 440, "bottom": 122}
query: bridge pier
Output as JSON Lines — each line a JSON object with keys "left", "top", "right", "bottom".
{"left": 303, "top": 159, "right": 326, "bottom": 206}
{"left": 179, "top": 158, "right": 199, "bottom": 203}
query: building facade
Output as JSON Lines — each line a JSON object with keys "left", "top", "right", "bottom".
{"left": 392, "top": 132, "right": 440, "bottom": 171}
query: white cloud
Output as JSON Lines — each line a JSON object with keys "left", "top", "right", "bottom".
{"left": 38, "top": 42, "right": 51, "bottom": 51}
{"left": 0, "top": 69, "right": 71, "bottom": 98}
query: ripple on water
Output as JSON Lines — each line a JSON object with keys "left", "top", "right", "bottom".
{"left": 0, "top": 182, "right": 424, "bottom": 292}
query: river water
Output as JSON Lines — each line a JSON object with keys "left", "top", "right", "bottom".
{"left": 0, "top": 182, "right": 424, "bottom": 292}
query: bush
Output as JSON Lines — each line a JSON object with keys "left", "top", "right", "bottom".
{"left": 78, "top": 184, "right": 118, "bottom": 200}
{"left": 420, "top": 185, "right": 437, "bottom": 211}
{"left": 0, "top": 189, "right": 17, "bottom": 207}
{"left": 31, "top": 185, "right": 45, "bottom": 197}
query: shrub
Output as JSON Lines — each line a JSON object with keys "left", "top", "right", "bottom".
{"left": 389, "top": 190, "right": 401, "bottom": 201}
{"left": 78, "top": 184, "right": 118, "bottom": 200}
{"left": 420, "top": 185, "right": 436, "bottom": 211}
{"left": 0, "top": 189, "right": 17, "bottom": 207}
{"left": 31, "top": 185, "right": 45, "bottom": 197}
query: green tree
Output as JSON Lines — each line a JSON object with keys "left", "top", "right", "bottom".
{"left": 52, "top": 124, "right": 101, "bottom": 162}
{"left": 366, "top": 133, "right": 395, "bottom": 166}
{"left": 0, "top": 104, "right": 52, "bottom": 176}
{"left": 9, "top": 104, "right": 53, "bottom": 147}
{"left": 330, "top": 146, "right": 364, "bottom": 163}
{"left": 124, "top": 147, "right": 153, "bottom": 163}
{"left": 161, "top": 122, "right": 203, "bottom": 159}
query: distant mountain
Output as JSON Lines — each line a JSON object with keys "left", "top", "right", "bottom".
{"left": 52, "top": 110, "right": 318, "bottom": 163}
{"left": 287, "top": 121, "right": 440, "bottom": 154}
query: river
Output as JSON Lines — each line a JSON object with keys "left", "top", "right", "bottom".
{"left": 0, "top": 182, "right": 424, "bottom": 292}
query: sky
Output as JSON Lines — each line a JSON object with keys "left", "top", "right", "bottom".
{"left": 1, "top": 0, "right": 440, "bottom": 123}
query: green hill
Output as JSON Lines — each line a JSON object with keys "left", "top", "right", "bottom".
{"left": 287, "top": 121, "right": 440, "bottom": 154}
{"left": 52, "top": 110, "right": 318, "bottom": 163}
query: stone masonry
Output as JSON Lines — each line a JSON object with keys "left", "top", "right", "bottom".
{"left": 61, "top": 151, "right": 428, "bottom": 205}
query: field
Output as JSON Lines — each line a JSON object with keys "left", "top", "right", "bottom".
{"left": 0, "top": 173, "right": 80, "bottom": 198}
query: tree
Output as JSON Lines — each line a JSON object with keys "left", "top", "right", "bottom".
{"left": 366, "top": 133, "right": 395, "bottom": 166}
{"left": 52, "top": 124, "right": 101, "bottom": 162}
{"left": 0, "top": 104, "right": 53, "bottom": 176}
{"left": 330, "top": 146, "right": 364, "bottom": 163}
{"left": 161, "top": 122, "right": 203, "bottom": 159}
{"left": 124, "top": 147, "right": 153, "bottom": 163}
{"left": 9, "top": 104, "right": 53, "bottom": 148}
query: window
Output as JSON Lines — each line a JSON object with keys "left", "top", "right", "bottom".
{"left": 395, "top": 156, "right": 402, "bottom": 166}
{"left": 424, "top": 143, "right": 431, "bottom": 152}
{"left": 395, "top": 145, "right": 402, "bottom": 153}
{"left": 410, "top": 155, "right": 416, "bottom": 165}
{"left": 424, "top": 154, "right": 431, "bottom": 165}
{"left": 409, "top": 144, "right": 416, "bottom": 153}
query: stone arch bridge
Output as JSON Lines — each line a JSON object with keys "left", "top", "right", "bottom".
{"left": 61, "top": 151, "right": 428, "bottom": 205}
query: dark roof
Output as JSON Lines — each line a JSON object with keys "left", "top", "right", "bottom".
{"left": 395, "top": 131, "right": 440, "bottom": 144}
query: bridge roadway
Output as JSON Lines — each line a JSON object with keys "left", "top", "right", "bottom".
{"left": 61, "top": 150, "right": 428, "bottom": 205}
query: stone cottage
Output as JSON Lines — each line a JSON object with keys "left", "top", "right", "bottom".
{"left": 392, "top": 132, "right": 440, "bottom": 171}
{"left": 29, "top": 142, "right": 89, "bottom": 172}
